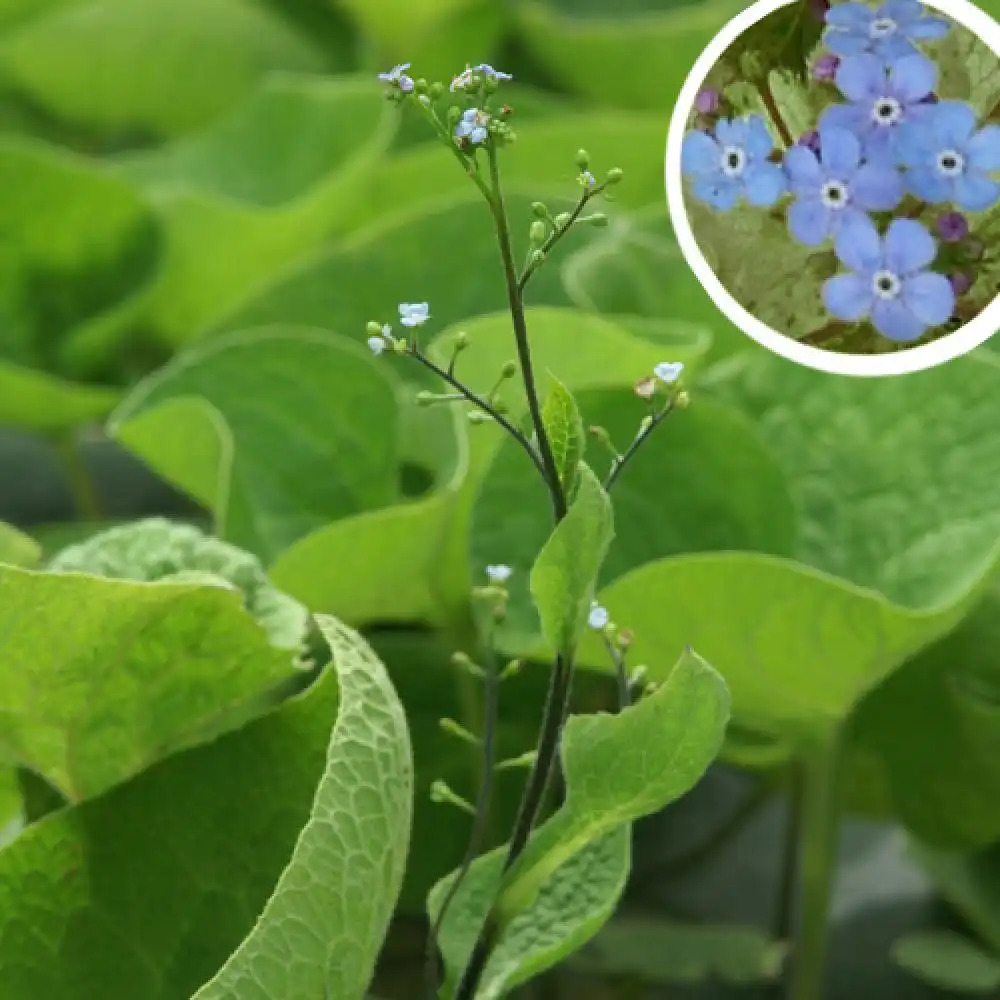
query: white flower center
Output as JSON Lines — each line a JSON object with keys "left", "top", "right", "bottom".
{"left": 821, "top": 179, "right": 850, "bottom": 209}
{"left": 870, "top": 16, "right": 897, "bottom": 37}
{"left": 872, "top": 269, "right": 902, "bottom": 300}
{"left": 872, "top": 96, "right": 903, "bottom": 127}
{"left": 936, "top": 148, "right": 965, "bottom": 176}
{"left": 720, "top": 145, "right": 746, "bottom": 177}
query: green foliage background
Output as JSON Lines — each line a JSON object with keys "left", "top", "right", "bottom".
{"left": 5, "top": 0, "right": 1000, "bottom": 997}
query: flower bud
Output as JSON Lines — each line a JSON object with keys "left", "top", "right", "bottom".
{"left": 809, "top": 0, "right": 830, "bottom": 19}
{"left": 575, "top": 148, "right": 590, "bottom": 170}
{"left": 415, "top": 77, "right": 429, "bottom": 93}
{"left": 797, "top": 130, "right": 821, "bottom": 154}
{"left": 950, "top": 272, "right": 973, "bottom": 297}
{"left": 418, "top": 95, "right": 431, "bottom": 108}
{"left": 554, "top": 212, "right": 572, "bottom": 229}
{"left": 606, "top": 167, "right": 624, "bottom": 184}
{"left": 674, "top": 390, "right": 691, "bottom": 409}
{"left": 531, "top": 201, "right": 549, "bottom": 218}
{"left": 530, "top": 249, "right": 546, "bottom": 267}
{"left": 936, "top": 211, "right": 969, "bottom": 243}
{"left": 415, "top": 390, "right": 436, "bottom": 407}
{"left": 429, "top": 82, "right": 444, "bottom": 99}
{"left": 529, "top": 219, "right": 547, "bottom": 244}
{"left": 500, "top": 360, "right": 518, "bottom": 378}
{"left": 584, "top": 213, "right": 609, "bottom": 227}
{"left": 366, "top": 321, "right": 384, "bottom": 336}
{"left": 447, "top": 105, "right": 462, "bottom": 126}
{"left": 468, "top": 410, "right": 492, "bottom": 424}
{"left": 454, "top": 331, "right": 469, "bottom": 351}
{"left": 694, "top": 88, "right": 720, "bottom": 114}
{"left": 811, "top": 53, "right": 839, "bottom": 82}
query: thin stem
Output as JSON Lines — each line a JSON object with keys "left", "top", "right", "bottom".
{"left": 425, "top": 639, "right": 501, "bottom": 998}
{"left": 604, "top": 398, "right": 677, "bottom": 493}
{"left": 774, "top": 763, "right": 804, "bottom": 945}
{"left": 54, "top": 433, "right": 103, "bottom": 521}
{"left": 602, "top": 635, "right": 630, "bottom": 710}
{"left": 485, "top": 143, "right": 568, "bottom": 523}
{"left": 758, "top": 75, "right": 794, "bottom": 149}
{"left": 405, "top": 347, "right": 546, "bottom": 482}
{"left": 518, "top": 182, "right": 608, "bottom": 295}
{"left": 787, "top": 733, "right": 842, "bottom": 1000}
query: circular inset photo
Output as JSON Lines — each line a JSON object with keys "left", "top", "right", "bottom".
{"left": 665, "top": 0, "right": 1000, "bottom": 376}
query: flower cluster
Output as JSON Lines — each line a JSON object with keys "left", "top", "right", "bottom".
{"left": 681, "top": 0, "right": 1000, "bottom": 344}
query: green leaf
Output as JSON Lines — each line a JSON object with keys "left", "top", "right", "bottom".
{"left": 892, "top": 931, "right": 1000, "bottom": 994}
{"left": 430, "top": 827, "right": 631, "bottom": 1000}
{"left": 0, "top": 561, "right": 304, "bottom": 802}
{"left": 530, "top": 464, "right": 614, "bottom": 656}
{"left": 722, "top": 1, "right": 823, "bottom": 82}
{"left": 499, "top": 648, "right": 729, "bottom": 918}
{"left": 0, "top": 136, "right": 159, "bottom": 379}
{"left": 0, "top": 0, "right": 332, "bottom": 139}
{"left": 118, "top": 76, "right": 395, "bottom": 343}
{"left": 541, "top": 375, "right": 585, "bottom": 496}
{"left": 109, "top": 328, "right": 402, "bottom": 563}
{"left": 0, "top": 360, "right": 119, "bottom": 432}
{"left": 0, "top": 521, "right": 39, "bottom": 567}
{"left": 191, "top": 616, "right": 413, "bottom": 1000}
{"left": 471, "top": 388, "right": 798, "bottom": 648}
{"left": 574, "top": 916, "right": 787, "bottom": 985}
{"left": 929, "top": 19, "right": 1000, "bottom": 117}
{"left": 512, "top": 0, "right": 746, "bottom": 110}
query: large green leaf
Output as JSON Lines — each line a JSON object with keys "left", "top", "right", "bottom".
{"left": 471, "top": 388, "right": 798, "bottom": 647}
{"left": 117, "top": 76, "right": 395, "bottom": 344}
{"left": 0, "top": 620, "right": 408, "bottom": 1000}
{"left": 191, "top": 617, "right": 412, "bottom": 1000}
{"left": 216, "top": 190, "right": 582, "bottom": 343}
{"left": 0, "top": 137, "right": 159, "bottom": 380}
{"left": 893, "top": 930, "right": 1000, "bottom": 994}
{"left": 0, "top": 562, "right": 303, "bottom": 803}
{"left": 109, "top": 327, "right": 402, "bottom": 563}
{"left": 0, "top": 0, "right": 331, "bottom": 139}
{"left": 0, "top": 361, "right": 119, "bottom": 432}
{"left": 431, "top": 648, "right": 728, "bottom": 996}
{"left": 530, "top": 464, "right": 614, "bottom": 656}
{"left": 0, "top": 521, "right": 39, "bottom": 567}
{"left": 512, "top": 0, "right": 746, "bottom": 110}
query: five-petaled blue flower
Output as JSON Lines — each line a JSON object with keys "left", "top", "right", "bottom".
{"left": 399, "top": 303, "right": 430, "bottom": 327}
{"left": 784, "top": 125, "right": 903, "bottom": 246}
{"left": 823, "top": 0, "right": 949, "bottom": 62}
{"left": 455, "top": 108, "right": 490, "bottom": 145}
{"left": 378, "top": 63, "right": 415, "bottom": 94}
{"left": 681, "top": 115, "right": 787, "bottom": 211}
{"left": 895, "top": 100, "right": 1000, "bottom": 211}
{"left": 824, "top": 214, "right": 954, "bottom": 341}
{"left": 820, "top": 53, "right": 936, "bottom": 164}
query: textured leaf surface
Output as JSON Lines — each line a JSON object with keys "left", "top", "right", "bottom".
{"left": 0, "top": 563, "right": 302, "bottom": 802}
{"left": 0, "top": 0, "right": 330, "bottom": 138}
{"left": 192, "top": 616, "right": 413, "bottom": 1000}
{"left": 530, "top": 464, "right": 613, "bottom": 656}
{"left": 893, "top": 931, "right": 1000, "bottom": 993}
{"left": 541, "top": 375, "right": 584, "bottom": 494}
{"left": 109, "top": 328, "right": 402, "bottom": 562}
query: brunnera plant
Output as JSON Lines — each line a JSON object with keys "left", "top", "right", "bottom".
{"left": 682, "top": 0, "right": 1000, "bottom": 354}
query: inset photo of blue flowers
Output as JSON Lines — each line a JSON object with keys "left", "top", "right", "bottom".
{"left": 680, "top": 0, "right": 1000, "bottom": 353}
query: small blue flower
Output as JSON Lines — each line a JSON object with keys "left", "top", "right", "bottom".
{"left": 896, "top": 100, "right": 1000, "bottom": 211}
{"left": 824, "top": 214, "right": 954, "bottom": 341}
{"left": 455, "top": 108, "right": 490, "bottom": 145}
{"left": 588, "top": 602, "right": 610, "bottom": 630}
{"left": 399, "top": 302, "right": 430, "bottom": 327}
{"left": 486, "top": 564, "right": 513, "bottom": 584}
{"left": 654, "top": 361, "right": 684, "bottom": 384}
{"left": 378, "top": 63, "right": 415, "bottom": 94}
{"left": 784, "top": 125, "right": 903, "bottom": 246}
{"left": 823, "top": 0, "right": 949, "bottom": 61}
{"left": 820, "top": 52, "right": 936, "bottom": 163}
{"left": 451, "top": 63, "right": 513, "bottom": 91}
{"left": 681, "top": 116, "right": 787, "bottom": 212}
{"left": 368, "top": 323, "right": 394, "bottom": 355}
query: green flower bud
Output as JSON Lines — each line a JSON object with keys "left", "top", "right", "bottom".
{"left": 530, "top": 249, "right": 546, "bottom": 267}
{"left": 585, "top": 213, "right": 609, "bottom": 227}
{"left": 429, "top": 82, "right": 445, "bottom": 99}
{"left": 675, "top": 390, "right": 691, "bottom": 409}
{"left": 607, "top": 167, "right": 624, "bottom": 184}
{"left": 531, "top": 201, "right": 549, "bottom": 218}
{"left": 529, "top": 219, "right": 547, "bottom": 244}
{"left": 454, "top": 331, "right": 469, "bottom": 351}
{"left": 366, "top": 321, "right": 384, "bottom": 336}
{"left": 500, "top": 360, "right": 518, "bottom": 378}
{"left": 554, "top": 212, "right": 572, "bottom": 229}
{"left": 468, "top": 410, "right": 492, "bottom": 425}
{"left": 415, "top": 390, "right": 436, "bottom": 407}
{"left": 575, "top": 148, "right": 590, "bottom": 170}
{"left": 447, "top": 105, "right": 462, "bottom": 126}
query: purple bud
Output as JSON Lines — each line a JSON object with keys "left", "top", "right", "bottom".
{"left": 797, "top": 129, "right": 821, "bottom": 154}
{"left": 809, "top": 0, "right": 830, "bottom": 20}
{"left": 936, "top": 211, "right": 969, "bottom": 243}
{"left": 949, "top": 272, "right": 973, "bottom": 297}
{"left": 695, "top": 88, "right": 720, "bottom": 115}
{"left": 812, "top": 53, "right": 840, "bottom": 81}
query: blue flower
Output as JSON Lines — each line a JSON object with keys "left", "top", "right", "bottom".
{"left": 654, "top": 361, "right": 684, "bottom": 384}
{"left": 823, "top": 0, "right": 949, "bottom": 61}
{"left": 451, "top": 63, "right": 513, "bottom": 91}
{"left": 368, "top": 323, "right": 394, "bottom": 355}
{"left": 784, "top": 125, "right": 903, "bottom": 245}
{"left": 896, "top": 100, "right": 1000, "bottom": 211}
{"left": 681, "top": 116, "right": 787, "bottom": 211}
{"left": 455, "top": 108, "right": 490, "bottom": 145}
{"left": 399, "top": 302, "right": 430, "bottom": 327}
{"left": 820, "top": 52, "right": 936, "bottom": 163}
{"left": 588, "top": 602, "right": 610, "bottom": 630}
{"left": 824, "top": 214, "right": 954, "bottom": 341}
{"left": 378, "top": 63, "right": 415, "bottom": 94}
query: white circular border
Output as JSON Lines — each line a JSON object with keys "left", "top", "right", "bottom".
{"left": 665, "top": 0, "right": 1000, "bottom": 377}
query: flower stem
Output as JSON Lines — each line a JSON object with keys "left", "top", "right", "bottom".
{"left": 54, "top": 432, "right": 103, "bottom": 521}
{"left": 757, "top": 74, "right": 794, "bottom": 149}
{"left": 788, "top": 731, "right": 842, "bottom": 1000}
{"left": 604, "top": 397, "right": 678, "bottom": 492}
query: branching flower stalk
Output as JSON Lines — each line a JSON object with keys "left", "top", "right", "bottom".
{"left": 371, "top": 60, "right": 688, "bottom": 1000}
